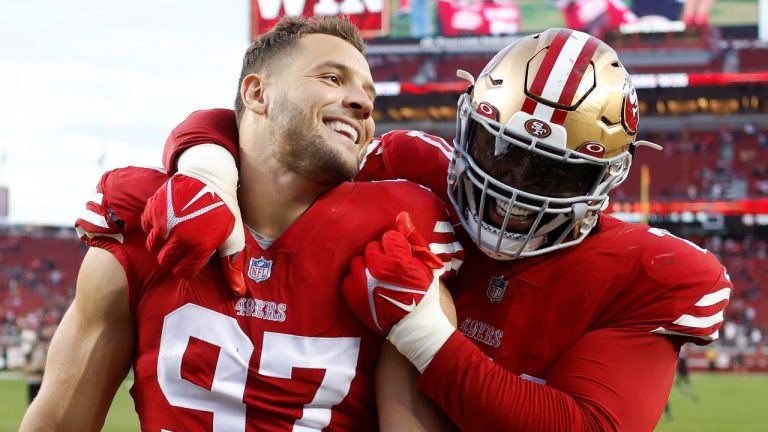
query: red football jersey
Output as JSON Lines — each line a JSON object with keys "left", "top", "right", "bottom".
{"left": 416, "top": 216, "right": 731, "bottom": 431}
{"left": 351, "top": 130, "right": 732, "bottom": 430}
{"left": 77, "top": 166, "right": 459, "bottom": 431}
{"left": 160, "top": 111, "right": 732, "bottom": 430}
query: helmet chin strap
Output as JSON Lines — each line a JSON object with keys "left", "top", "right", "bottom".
{"left": 465, "top": 213, "right": 546, "bottom": 260}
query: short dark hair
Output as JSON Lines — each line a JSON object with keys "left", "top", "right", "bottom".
{"left": 234, "top": 15, "right": 366, "bottom": 124}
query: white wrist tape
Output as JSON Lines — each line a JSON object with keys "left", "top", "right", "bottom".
{"left": 386, "top": 272, "right": 455, "bottom": 373}
{"left": 177, "top": 144, "right": 244, "bottom": 256}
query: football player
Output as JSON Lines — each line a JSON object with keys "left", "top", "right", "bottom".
{"left": 355, "top": 29, "right": 731, "bottom": 431}
{"left": 69, "top": 29, "right": 731, "bottom": 430}
{"left": 20, "top": 16, "right": 461, "bottom": 431}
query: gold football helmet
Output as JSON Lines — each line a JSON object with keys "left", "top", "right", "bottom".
{"left": 448, "top": 28, "right": 654, "bottom": 260}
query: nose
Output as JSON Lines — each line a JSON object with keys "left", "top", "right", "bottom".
{"left": 345, "top": 87, "right": 373, "bottom": 120}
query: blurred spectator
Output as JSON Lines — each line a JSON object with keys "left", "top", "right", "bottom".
{"left": 682, "top": 0, "right": 714, "bottom": 27}
{"left": 437, "top": 0, "right": 520, "bottom": 37}
{"left": 25, "top": 338, "right": 48, "bottom": 404}
{"left": 631, "top": 0, "right": 684, "bottom": 21}
{"left": 706, "top": 345, "right": 718, "bottom": 372}
{"left": 675, "top": 344, "right": 698, "bottom": 402}
{"left": 758, "top": 131, "right": 767, "bottom": 149}
{"left": 556, "top": 0, "right": 635, "bottom": 38}
{"left": 732, "top": 333, "right": 748, "bottom": 374}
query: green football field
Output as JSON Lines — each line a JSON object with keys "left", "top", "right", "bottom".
{"left": 1, "top": 372, "right": 766, "bottom": 431}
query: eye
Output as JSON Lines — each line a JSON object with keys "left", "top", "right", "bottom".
{"left": 323, "top": 74, "right": 340, "bottom": 85}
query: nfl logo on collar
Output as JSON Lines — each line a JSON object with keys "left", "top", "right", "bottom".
{"left": 248, "top": 257, "right": 272, "bottom": 283}
{"left": 487, "top": 276, "right": 508, "bottom": 302}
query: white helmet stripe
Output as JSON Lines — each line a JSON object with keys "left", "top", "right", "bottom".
{"left": 538, "top": 31, "right": 592, "bottom": 107}
{"left": 525, "top": 29, "right": 600, "bottom": 126}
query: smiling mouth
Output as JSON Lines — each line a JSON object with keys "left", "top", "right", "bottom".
{"left": 324, "top": 120, "right": 359, "bottom": 144}
{"left": 485, "top": 197, "right": 535, "bottom": 232}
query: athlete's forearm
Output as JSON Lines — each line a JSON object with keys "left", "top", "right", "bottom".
{"left": 418, "top": 329, "right": 678, "bottom": 431}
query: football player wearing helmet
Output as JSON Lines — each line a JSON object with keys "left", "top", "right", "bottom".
{"left": 448, "top": 27, "right": 645, "bottom": 260}
{"left": 76, "top": 29, "right": 730, "bottom": 431}
{"left": 20, "top": 16, "right": 461, "bottom": 432}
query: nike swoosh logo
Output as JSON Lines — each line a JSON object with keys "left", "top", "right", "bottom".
{"left": 181, "top": 185, "right": 216, "bottom": 212}
{"left": 164, "top": 182, "right": 224, "bottom": 237}
{"left": 377, "top": 293, "right": 416, "bottom": 312}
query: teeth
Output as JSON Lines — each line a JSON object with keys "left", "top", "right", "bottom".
{"left": 496, "top": 199, "right": 510, "bottom": 212}
{"left": 494, "top": 199, "right": 531, "bottom": 218}
{"left": 325, "top": 121, "right": 358, "bottom": 143}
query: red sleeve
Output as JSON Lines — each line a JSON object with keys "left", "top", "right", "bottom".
{"left": 356, "top": 130, "right": 454, "bottom": 206}
{"left": 75, "top": 166, "right": 168, "bottom": 243}
{"left": 397, "top": 183, "right": 464, "bottom": 279}
{"left": 418, "top": 328, "right": 679, "bottom": 432}
{"left": 75, "top": 167, "right": 168, "bottom": 315}
{"left": 163, "top": 108, "right": 239, "bottom": 173}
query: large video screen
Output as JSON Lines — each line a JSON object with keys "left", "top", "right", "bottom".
{"left": 251, "top": 0, "right": 390, "bottom": 38}
{"left": 251, "top": 0, "right": 758, "bottom": 40}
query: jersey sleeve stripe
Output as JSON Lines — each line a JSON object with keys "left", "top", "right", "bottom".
{"left": 80, "top": 209, "right": 110, "bottom": 229}
{"left": 694, "top": 288, "right": 731, "bottom": 307}
{"left": 448, "top": 258, "right": 463, "bottom": 271}
{"left": 359, "top": 140, "right": 381, "bottom": 169}
{"left": 651, "top": 327, "right": 719, "bottom": 341}
{"left": 672, "top": 310, "right": 724, "bottom": 328}
{"left": 429, "top": 241, "right": 463, "bottom": 255}
{"left": 80, "top": 230, "right": 124, "bottom": 244}
{"left": 405, "top": 131, "right": 453, "bottom": 159}
{"left": 433, "top": 221, "right": 454, "bottom": 233}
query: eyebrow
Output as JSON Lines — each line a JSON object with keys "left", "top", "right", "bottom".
{"left": 316, "top": 60, "right": 377, "bottom": 101}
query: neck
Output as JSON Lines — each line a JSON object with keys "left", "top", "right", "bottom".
{"left": 238, "top": 149, "right": 330, "bottom": 240}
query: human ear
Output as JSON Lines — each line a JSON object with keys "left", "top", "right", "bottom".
{"left": 241, "top": 73, "right": 268, "bottom": 115}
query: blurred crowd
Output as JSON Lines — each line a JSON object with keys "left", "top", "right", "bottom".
{"left": 625, "top": 123, "right": 768, "bottom": 200}
{"left": 0, "top": 227, "right": 82, "bottom": 371}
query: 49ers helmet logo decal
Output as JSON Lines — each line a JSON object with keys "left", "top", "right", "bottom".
{"left": 524, "top": 119, "right": 552, "bottom": 138}
{"left": 576, "top": 141, "right": 606, "bottom": 158}
{"left": 623, "top": 80, "right": 639, "bottom": 134}
{"left": 476, "top": 102, "right": 499, "bottom": 121}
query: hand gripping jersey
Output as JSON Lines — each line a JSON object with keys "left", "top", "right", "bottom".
{"left": 161, "top": 110, "right": 731, "bottom": 430}
{"left": 75, "top": 167, "right": 459, "bottom": 432}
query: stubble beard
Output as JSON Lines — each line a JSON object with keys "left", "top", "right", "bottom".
{"left": 270, "top": 96, "right": 359, "bottom": 186}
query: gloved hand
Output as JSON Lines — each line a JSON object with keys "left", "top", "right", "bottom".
{"left": 141, "top": 144, "right": 246, "bottom": 296}
{"left": 343, "top": 212, "right": 454, "bottom": 371}
{"left": 141, "top": 174, "right": 235, "bottom": 277}
{"left": 343, "top": 212, "right": 443, "bottom": 334}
